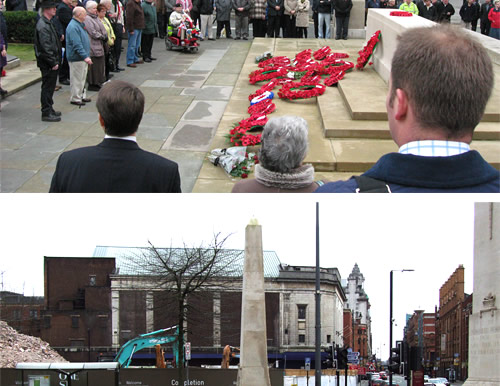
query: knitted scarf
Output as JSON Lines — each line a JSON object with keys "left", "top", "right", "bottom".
{"left": 255, "top": 164, "right": 315, "bottom": 189}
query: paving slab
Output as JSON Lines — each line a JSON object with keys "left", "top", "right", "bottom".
{"left": 158, "top": 149, "right": 207, "bottom": 193}
{"left": 181, "top": 86, "right": 233, "bottom": 100}
{"left": 141, "top": 80, "right": 175, "bottom": 88}
{"left": 163, "top": 120, "right": 219, "bottom": 151}
{"left": 0, "top": 169, "right": 37, "bottom": 192}
{"left": 181, "top": 100, "right": 228, "bottom": 122}
{"left": 16, "top": 166, "right": 56, "bottom": 193}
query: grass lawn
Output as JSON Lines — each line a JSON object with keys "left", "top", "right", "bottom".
{"left": 7, "top": 43, "right": 36, "bottom": 62}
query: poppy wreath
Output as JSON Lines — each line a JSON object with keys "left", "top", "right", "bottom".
{"left": 313, "top": 46, "right": 332, "bottom": 61}
{"left": 356, "top": 30, "right": 381, "bottom": 70}
{"left": 257, "top": 56, "right": 291, "bottom": 68}
{"left": 323, "top": 60, "right": 354, "bottom": 74}
{"left": 250, "top": 91, "right": 274, "bottom": 105}
{"left": 237, "top": 113, "right": 269, "bottom": 129}
{"left": 390, "top": 11, "right": 413, "bottom": 16}
{"left": 248, "top": 99, "right": 276, "bottom": 115}
{"left": 248, "top": 80, "right": 279, "bottom": 101}
{"left": 324, "top": 70, "right": 346, "bottom": 87}
{"left": 227, "top": 126, "right": 262, "bottom": 147}
{"left": 324, "top": 52, "right": 350, "bottom": 61}
{"left": 294, "top": 49, "right": 313, "bottom": 63}
{"left": 278, "top": 82, "right": 326, "bottom": 100}
{"left": 301, "top": 71, "right": 322, "bottom": 84}
{"left": 249, "top": 66, "right": 289, "bottom": 84}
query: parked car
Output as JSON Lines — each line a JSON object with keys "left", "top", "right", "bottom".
{"left": 372, "top": 379, "right": 387, "bottom": 386}
{"left": 428, "top": 378, "right": 450, "bottom": 386}
{"left": 379, "top": 371, "right": 388, "bottom": 380}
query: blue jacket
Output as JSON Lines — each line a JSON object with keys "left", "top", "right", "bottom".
{"left": 65, "top": 18, "right": 90, "bottom": 62}
{"left": 315, "top": 151, "right": 500, "bottom": 193}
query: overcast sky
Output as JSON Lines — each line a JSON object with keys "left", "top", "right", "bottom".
{"left": 0, "top": 195, "right": 485, "bottom": 360}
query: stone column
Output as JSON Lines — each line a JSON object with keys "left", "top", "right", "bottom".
{"left": 464, "top": 203, "right": 500, "bottom": 386}
{"left": 237, "top": 220, "right": 271, "bottom": 386}
{"left": 348, "top": 0, "right": 367, "bottom": 39}
{"left": 111, "top": 289, "right": 120, "bottom": 348}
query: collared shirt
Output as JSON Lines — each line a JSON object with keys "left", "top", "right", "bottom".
{"left": 399, "top": 140, "right": 470, "bottom": 157}
{"left": 105, "top": 134, "right": 137, "bottom": 142}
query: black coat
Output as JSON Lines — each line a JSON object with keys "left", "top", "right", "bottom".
{"left": 334, "top": 0, "right": 352, "bottom": 16}
{"left": 0, "top": 12, "right": 7, "bottom": 49}
{"left": 49, "top": 139, "right": 182, "bottom": 193}
{"left": 480, "top": 2, "right": 492, "bottom": 23}
{"left": 268, "top": 0, "right": 284, "bottom": 16}
{"left": 418, "top": 3, "right": 437, "bottom": 20}
{"left": 460, "top": 2, "right": 478, "bottom": 22}
{"left": 317, "top": 0, "right": 332, "bottom": 13}
{"left": 438, "top": 2, "right": 454, "bottom": 21}
{"left": 34, "top": 16, "right": 62, "bottom": 69}
{"left": 195, "top": 0, "right": 214, "bottom": 15}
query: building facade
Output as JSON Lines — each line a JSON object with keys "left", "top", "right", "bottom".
{"left": 0, "top": 291, "right": 43, "bottom": 338}
{"left": 343, "top": 263, "right": 372, "bottom": 362}
{"left": 405, "top": 310, "right": 436, "bottom": 376}
{"left": 437, "top": 265, "right": 468, "bottom": 381}
{"left": 40, "top": 247, "right": 347, "bottom": 368}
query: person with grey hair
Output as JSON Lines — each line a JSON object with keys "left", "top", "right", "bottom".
{"left": 85, "top": 1, "right": 108, "bottom": 91}
{"left": 232, "top": 116, "right": 324, "bottom": 193}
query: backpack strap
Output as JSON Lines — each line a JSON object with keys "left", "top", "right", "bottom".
{"left": 354, "top": 176, "right": 392, "bottom": 193}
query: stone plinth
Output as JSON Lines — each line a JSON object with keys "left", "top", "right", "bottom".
{"left": 348, "top": 0, "right": 367, "bottom": 39}
{"left": 236, "top": 221, "right": 271, "bottom": 386}
{"left": 464, "top": 203, "right": 500, "bottom": 386}
{"left": 366, "top": 9, "right": 434, "bottom": 83}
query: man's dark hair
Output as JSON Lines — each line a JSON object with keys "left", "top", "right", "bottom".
{"left": 96, "top": 81, "right": 145, "bottom": 137}
{"left": 390, "top": 25, "right": 493, "bottom": 139}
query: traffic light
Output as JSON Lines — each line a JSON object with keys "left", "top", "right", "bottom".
{"left": 336, "top": 347, "right": 348, "bottom": 369}
{"left": 388, "top": 341, "right": 402, "bottom": 373}
{"left": 323, "top": 345, "right": 334, "bottom": 368}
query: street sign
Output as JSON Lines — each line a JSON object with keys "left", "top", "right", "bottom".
{"left": 185, "top": 342, "right": 191, "bottom": 361}
{"left": 305, "top": 357, "right": 311, "bottom": 371}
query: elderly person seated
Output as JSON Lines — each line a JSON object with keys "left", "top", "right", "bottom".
{"left": 232, "top": 115, "right": 323, "bottom": 193}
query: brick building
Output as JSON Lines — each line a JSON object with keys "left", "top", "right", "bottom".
{"left": 0, "top": 291, "right": 44, "bottom": 337}
{"left": 405, "top": 310, "right": 436, "bottom": 376}
{"left": 40, "top": 247, "right": 347, "bottom": 368}
{"left": 437, "top": 265, "right": 469, "bottom": 381}
{"left": 40, "top": 256, "right": 115, "bottom": 362}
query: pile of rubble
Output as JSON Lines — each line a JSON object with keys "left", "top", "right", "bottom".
{"left": 0, "top": 321, "right": 67, "bottom": 368}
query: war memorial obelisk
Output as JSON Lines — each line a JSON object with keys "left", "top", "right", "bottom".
{"left": 236, "top": 219, "right": 272, "bottom": 386}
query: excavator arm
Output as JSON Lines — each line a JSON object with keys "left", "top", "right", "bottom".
{"left": 114, "top": 326, "right": 180, "bottom": 368}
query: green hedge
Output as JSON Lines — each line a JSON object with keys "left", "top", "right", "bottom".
{"left": 4, "top": 11, "right": 38, "bottom": 43}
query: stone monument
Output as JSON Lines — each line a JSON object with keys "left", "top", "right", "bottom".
{"left": 236, "top": 219, "right": 271, "bottom": 386}
{"left": 463, "top": 203, "right": 500, "bottom": 386}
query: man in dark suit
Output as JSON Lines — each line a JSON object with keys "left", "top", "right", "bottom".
{"left": 316, "top": 25, "right": 499, "bottom": 193}
{"left": 49, "top": 81, "right": 182, "bottom": 192}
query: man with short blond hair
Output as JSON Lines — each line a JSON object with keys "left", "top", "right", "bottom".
{"left": 316, "top": 25, "right": 499, "bottom": 193}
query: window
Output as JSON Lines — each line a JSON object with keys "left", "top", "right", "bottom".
{"left": 298, "top": 305, "right": 307, "bottom": 320}
{"left": 71, "top": 316, "right": 80, "bottom": 328}
{"left": 299, "top": 334, "right": 306, "bottom": 343}
{"left": 13, "top": 310, "right": 21, "bottom": 320}
{"left": 30, "top": 309, "right": 38, "bottom": 319}
{"left": 89, "top": 275, "right": 96, "bottom": 286}
{"left": 43, "top": 315, "right": 51, "bottom": 328}
{"left": 70, "top": 339, "right": 84, "bottom": 347}
{"left": 327, "top": 335, "right": 331, "bottom": 343}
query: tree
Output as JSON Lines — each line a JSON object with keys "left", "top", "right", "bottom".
{"left": 134, "top": 233, "right": 241, "bottom": 382}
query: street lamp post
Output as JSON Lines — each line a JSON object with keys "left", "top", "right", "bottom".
{"left": 389, "top": 269, "right": 414, "bottom": 386}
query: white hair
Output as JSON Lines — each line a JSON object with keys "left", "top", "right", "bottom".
{"left": 86, "top": 0, "right": 97, "bottom": 10}
{"left": 259, "top": 116, "right": 309, "bottom": 173}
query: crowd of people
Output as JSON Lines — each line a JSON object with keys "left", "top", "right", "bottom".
{"left": 46, "top": 24, "right": 498, "bottom": 193}
{"left": 1, "top": 0, "right": 499, "bottom": 192}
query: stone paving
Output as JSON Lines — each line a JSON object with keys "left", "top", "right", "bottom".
{"left": 1, "top": 28, "right": 499, "bottom": 193}
{"left": 0, "top": 37, "right": 252, "bottom": 192}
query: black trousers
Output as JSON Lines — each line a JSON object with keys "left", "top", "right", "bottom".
{"left": 141, "top": 33, "right": 154, "bottom": 59}
{"left": 59, "top": 43, "right": 70, "bottom": 82}
{"left": 40, "top": 66, "right": 58, "bottom": 116}
{"left": 296, "top": 26, "right": 307, "bottom": 38}
{"left": 217, "top": 20, "right": 231, "bottom": 37}
{"left": 480, "top": 21, "right": 490, "bottom": 35}
{"left": 267, "top": 14, "right": 281, "bottom": 37}
{"left": 251, "top": 19, "right": 266, "bottom": 37}
{"left": 335, "top": 15, "right": 349, "bottom": 38}
{"left": 113, "top": 23, "right": 123, "bottom": 67}
{"left": 284, "top": 15, "right": 296, "bottom": 37}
